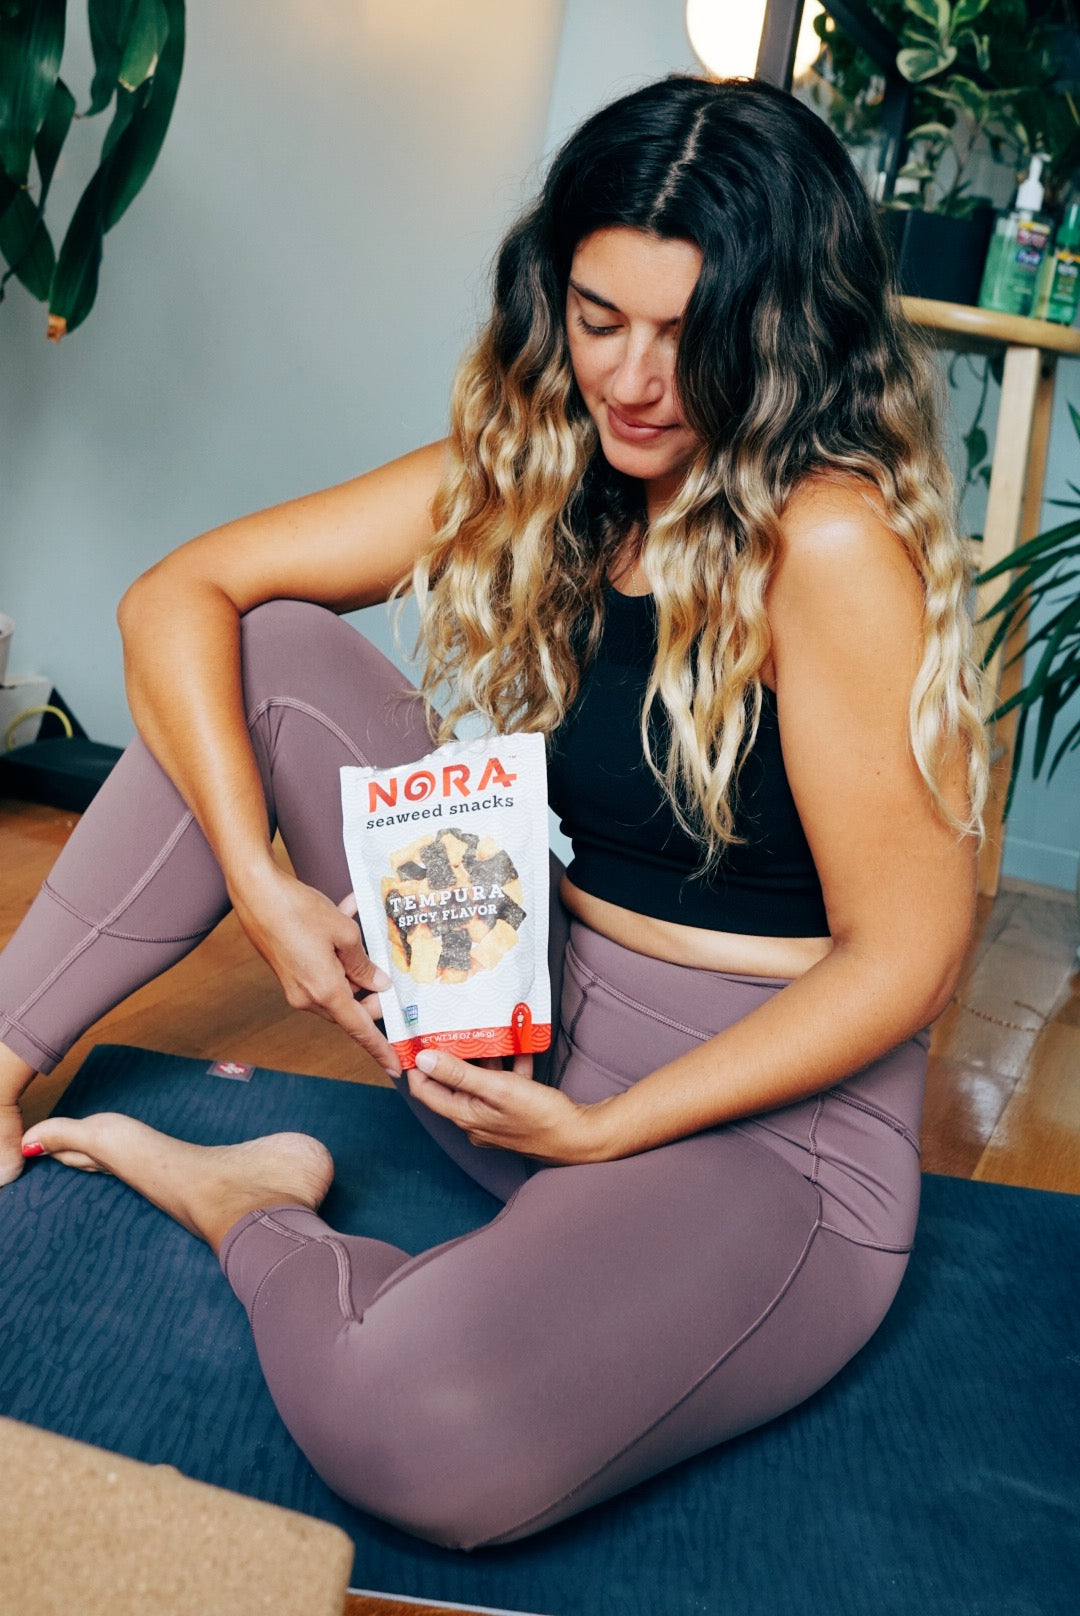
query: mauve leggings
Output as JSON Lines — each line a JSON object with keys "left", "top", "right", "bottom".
{"left": 0, "top": 601, "right": 929, "bottom": 1549}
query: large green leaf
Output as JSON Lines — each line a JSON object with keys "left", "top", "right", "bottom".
{"left": 1031, "top": 684, "right": 1063, "bottom": 775}
{"left": 103, "top": 0, "right": 183, "bottom": 230}
{"left": 48, "top": 0, "right": 184, "bottom": 335}
{"left": 118, "top": 0, "right": 168, "bottom": 91}
{"left": 953, "top": 0, "right": 992, "bottom": 26}
{"left": 990, "top": 595, "right": 1080, "bottom": 681}
{"left": 0, "top": 0, "right": 66, "bottom": 182}
{"left": 0, "top": 169, "right": 17, "bottom": 223}
{"left": 977, "top": 516, "right": 1080, "bottom": 581}
{"left": 1031, "top": 658, "right": 1080, "bottom": 775}
{"left": 979, "top": 565, "right": 1080, "bottom": 663}
{"left": 898, "top": 44, "right": 957, "bottom": 81}
{"left": 985, "top": 604, "right": 1037, "bottom": 670}
{"left": 904, "top": 0, "right": 948, "bottom": 29}
{"left": 1010, "top": 585, "right": 1080, "bottom": 668}
{"left": 983, "top": 551, "right": 1080, "bottom": 622}
{"left": 100, "top": 78, "right": 149, "bottom": 165}
{"left": 969, "top": 31, "right": 991, "bottom": 74}
{"left": 1048, "top": 710, "right": 1080, "bottom": 777}
{"left": 982, "top": 579, "right": 1051, "bottom": 664}
{"left": 1001, "top": 706, "right": 1029, "bottom": 815}
{"left": 88, "top": 0, "right": 135, "bottom": 116}
{"left": 0, "top": 185, "right": 55, "bottom": 298}
{"left": 926, "top": 74, "right": 989, "bottom": 117}
{"left": 906, "top": 121, "right": 953, "bottom": 142}
{"left": 33, "top": 75, "right": 75, "bottom": 204}
{"left": 46, "top": 166, "right": 106, "bottom": 335}
{"left": 0, "top": 71, "right": 69, "bottom": 296}
{"left": 1024, "top": 595, "right": 1080, "bottom": 738}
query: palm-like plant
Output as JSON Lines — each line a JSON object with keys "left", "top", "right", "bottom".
{"left": 0, "top": 0, "right": 185, "bottom": 340}
{"left": 978, "top": 402, "right": 1080, "bottom": 811}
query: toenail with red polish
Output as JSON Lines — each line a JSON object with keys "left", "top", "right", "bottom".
{"left": 21, "top": 1142, "right": 45, "bottom": 1158}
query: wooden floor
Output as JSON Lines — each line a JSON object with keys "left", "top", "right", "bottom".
{"left": 7, "top": 797, "right": 1078, "bottom": 1191}
{"left": 3, "top": 798, "right": 1079, "bottom": 1616}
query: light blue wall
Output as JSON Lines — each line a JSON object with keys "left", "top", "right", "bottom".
{"left": 0, "top": 0, "right": 565, "bottom": 739}
{"left": 543, "top": 0, "right": 697, "bottom": 154}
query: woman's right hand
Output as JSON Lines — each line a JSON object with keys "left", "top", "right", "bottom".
{"left": 228, "top": 863, "right": 401, "bottom": 1078}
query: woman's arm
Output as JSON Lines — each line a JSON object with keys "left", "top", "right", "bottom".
{"left": 117, "top": 441, "right": 448, "bottom": 1074}
{"left": 408, "top": 477, "right": 977, "bottom": 1158}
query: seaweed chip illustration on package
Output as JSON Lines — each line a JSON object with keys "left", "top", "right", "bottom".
{"left": 340, "top": 734, "right": 551, "bottom": 1069}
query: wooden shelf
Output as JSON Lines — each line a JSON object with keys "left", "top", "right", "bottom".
{"left": 901, "top": 296, "right": 1080, "bottom": 356}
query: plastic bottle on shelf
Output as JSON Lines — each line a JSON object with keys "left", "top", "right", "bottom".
{"left": 1030, "top": 202, "right": 1080, "bottom": 325}
{"left": 977, "top": 156, "right": 1053, "bottom": 316}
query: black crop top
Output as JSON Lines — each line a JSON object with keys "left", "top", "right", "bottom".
{"left": 546, "top": 587, "right": 830, "bottom": 938}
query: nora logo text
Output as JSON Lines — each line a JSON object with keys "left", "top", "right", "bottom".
{"left": 368, "top": 756, "right": 517, "bottom": 813}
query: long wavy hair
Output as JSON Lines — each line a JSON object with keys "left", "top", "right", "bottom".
{"left": 404, "top": 75, "right": 989, "bottom": 859}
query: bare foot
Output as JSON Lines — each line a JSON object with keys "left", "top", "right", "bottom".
{"left": 20, "top": 1114, "right": 334, "bottom": 1254}
{"left": 1, "top": 1101, "right": 27, "bottom": 1189}
{"left": 0, "top": 1048, "right": 38, "bottom": 1189}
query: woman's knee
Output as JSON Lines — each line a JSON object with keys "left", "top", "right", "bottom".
{"left": 237, "top": 599, "right": 413, "bottom": 728}
{"left": 238, "top": 598, "right": 345, "bottom": 673}
{"left": 322, "top": 1374, "right": 557, "bottom": 1551}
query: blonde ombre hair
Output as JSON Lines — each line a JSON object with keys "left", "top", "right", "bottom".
{"left": 404, "top": 77, "right": 989, "bottom": 864}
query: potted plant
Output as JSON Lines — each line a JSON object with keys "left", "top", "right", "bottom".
{"left": 0, "top": 0, "right": 185, "bottom": 340}
{"left": 977, "top": 401, "right": 1080, "bottom": 810}
{"left": 977, "top": 399, "right": 1080, "bottom": 952}
{"left": 811, "top": 0, "right": 1080, "bottom": 303}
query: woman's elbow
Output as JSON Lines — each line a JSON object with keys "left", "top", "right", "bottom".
{"left": 833, "top": 925, "right": 968, "bottom": 1035}
{"left": 117, "top": 575, "right": 146, "bottom": 638}
{"left": 117, "top": 561, "right": 171, "bottom": 636}
{"left": 922, "top": 965, "right": 961, "bottom": 1026}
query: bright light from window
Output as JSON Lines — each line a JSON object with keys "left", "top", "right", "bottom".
{"left": 686, "top": 0, "right": 768, "bottom": 79}
{"left": 795, "top": 3, "right": 826, "bottom": 79}
{"left": 685, "top": 1, "right": 826, "bottom": 81}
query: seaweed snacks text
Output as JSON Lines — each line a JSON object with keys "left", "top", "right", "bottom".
{"left": 365, "top": 758, "right": 517, "bottom": 826}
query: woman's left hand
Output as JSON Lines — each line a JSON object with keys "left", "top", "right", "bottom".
{"left": 407, "top": 1051, "right": 604, "bottom": 1165}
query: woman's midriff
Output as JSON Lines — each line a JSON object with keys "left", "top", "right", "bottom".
{"left": 559, "top": 877, "right": 833, "bottom": 980}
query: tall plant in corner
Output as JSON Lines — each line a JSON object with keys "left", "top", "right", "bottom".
{"left": 0, "top": 0, "right": 185, "bottom": 340}
{"left": 978, "top": 404, "right": 1080, "bottom": 813}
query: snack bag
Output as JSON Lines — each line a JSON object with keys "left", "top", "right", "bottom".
{"left": 340, "top": 732, "right": 551, "bottom": 1070}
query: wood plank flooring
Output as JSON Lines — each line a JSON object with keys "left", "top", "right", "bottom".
{"left": 3, "top": 797, "right": 1078, "bottom": 1616}
{"left": 6, "top": 799, "right": 1078, "bottom": 1192}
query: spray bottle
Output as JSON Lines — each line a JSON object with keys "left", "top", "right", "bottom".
{"left": 977, "top": 156, "right": 1053, "bottom": 316}
{"left": 1031, "top": 203, "right": 1080, "bottom": 325}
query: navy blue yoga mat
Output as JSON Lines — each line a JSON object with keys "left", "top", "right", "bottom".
{"left": 1, "top": 1045, "right": 1078, "bottom": 1616}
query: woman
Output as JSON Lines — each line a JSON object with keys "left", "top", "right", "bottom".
{"left": 0, "top": 77, "right": 987, "bottom": 1548}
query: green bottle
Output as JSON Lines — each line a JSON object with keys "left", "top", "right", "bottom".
{"left": 977, "top": 155, "right": 1053, "bottom": 316}
{"left": 1031, "top": 203, "right": 1080, "bottom": 326}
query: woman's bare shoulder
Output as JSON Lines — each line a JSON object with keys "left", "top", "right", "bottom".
{"left": 767, "top": 469, "right": 923, "bottom": 679}
{"left": 772, "top": 470, "right": 920, "bottom": 606}
{"left": 776, "top": 470, "right": 897, "bottom": 556}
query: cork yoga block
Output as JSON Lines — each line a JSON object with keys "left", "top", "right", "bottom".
{"left": 0, "top": 1416, "right": 353, "bottom": 1616}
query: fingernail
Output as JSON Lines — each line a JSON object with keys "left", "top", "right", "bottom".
{"left": 21, "top": 1142, "right": 45, "bottom": 1159}
{"left": 372, "top": 968, "right": 391, "bottom": 991}
{"left": 414, "top": 1049, "right": 437, "bottom": 1073}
